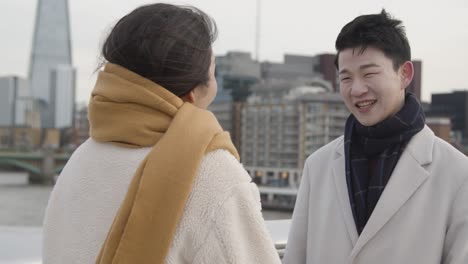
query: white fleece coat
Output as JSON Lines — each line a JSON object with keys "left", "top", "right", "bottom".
{"left": 42, "top": 139, "right": 281, "bottom": 264}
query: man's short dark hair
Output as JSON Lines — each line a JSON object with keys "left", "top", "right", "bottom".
{"left": 335, "top": 9, "right": 411, "bottom": 71}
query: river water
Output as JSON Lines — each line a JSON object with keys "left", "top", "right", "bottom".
{"left": 0, "top": 172, "right": 292, "bottom": 227}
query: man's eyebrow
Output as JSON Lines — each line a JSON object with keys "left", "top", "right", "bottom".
{"left": 338, "top": 69, "right": 350, "bottom": 75}
{"left": 339, "top": 63, "right": 381, "bottom": 75}
{"left": 360, "top": 63, "right": 380, "bottom": 70}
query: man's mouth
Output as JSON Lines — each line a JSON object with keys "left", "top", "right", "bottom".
{"left": 355, "top": 100, "right": 377, "bottom": 109}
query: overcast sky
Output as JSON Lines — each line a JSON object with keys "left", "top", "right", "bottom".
{"left": 0, "top": 0, "right": 467, "bottom": 103}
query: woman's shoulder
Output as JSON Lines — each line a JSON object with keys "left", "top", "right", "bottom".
{"left": 198, "top": 149, "right": 252, "bottom": 186}
{"left": 185, "top": 149, "right": 254, "bottom": 211}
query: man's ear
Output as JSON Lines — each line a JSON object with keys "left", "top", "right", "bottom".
{"left": 400, "top": 61, "right": 414, "bottom": 89}
{"left": 181, "top": 89, "right": 196, "bottom": 103}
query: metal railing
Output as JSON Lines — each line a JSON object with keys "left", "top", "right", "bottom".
{"left": 275, "top": 240, "right": 287, "bottom": 258}
{"left": 265, "top": 219, "right": 291, "bottom": 259}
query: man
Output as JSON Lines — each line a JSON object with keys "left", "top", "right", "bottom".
{"left": 283, "top": 10, "right": 468, "bottom": 264}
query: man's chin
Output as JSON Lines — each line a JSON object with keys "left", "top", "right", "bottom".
{"left": 354, "top": 116, "right": 380, "bottom": 127}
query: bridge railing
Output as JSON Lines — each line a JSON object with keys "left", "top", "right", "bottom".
{"left": 0, "top": 150, "right": 72, "bottom": 184}
{"left": 265, "top": 219, "right": 290, "bottom": 259}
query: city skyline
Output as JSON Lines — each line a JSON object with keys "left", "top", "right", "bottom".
{"left": 0, "top": 0, "right": 467, "bottom": 103}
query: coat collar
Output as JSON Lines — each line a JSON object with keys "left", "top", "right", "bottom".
{"left": 333, "top": 139, "right": 359, "bottom": 245}
{"left": 332, "top": 126, "right": 434, "bottom": 261}
{"left": 334, "top": 125, "right": 434, "bottom": 163}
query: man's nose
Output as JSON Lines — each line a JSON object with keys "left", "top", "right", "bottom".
{"left": 350, "top": 79, "right": 368, "bottom": 97}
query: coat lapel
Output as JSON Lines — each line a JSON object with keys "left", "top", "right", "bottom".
{"left": 333, "top": 138, "right": 359, "bottom": 245}
{"left": 349, "top": 126, "right": 434, "bottom": 261}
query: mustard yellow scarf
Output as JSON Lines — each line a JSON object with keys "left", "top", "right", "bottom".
{"left": 89, "top": 63, "right": 239, "bottom": 264}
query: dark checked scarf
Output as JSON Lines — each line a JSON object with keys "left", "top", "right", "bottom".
{"left": 344, "top": 92, "right": 425, "bottom": 235}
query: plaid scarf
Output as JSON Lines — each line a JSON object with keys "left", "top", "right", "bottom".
{"left": 344, "top": 92, "right": 425, "bottom": 235}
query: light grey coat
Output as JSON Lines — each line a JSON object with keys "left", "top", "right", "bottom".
{"left": 283, "top": 126, "right": 468, "bottom": 264}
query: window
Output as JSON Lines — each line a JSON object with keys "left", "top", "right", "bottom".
{"left": 1, "top": 135, "right": 9, "bottom": 146}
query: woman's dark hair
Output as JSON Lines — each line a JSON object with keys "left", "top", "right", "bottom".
{"left": 335, "top": 9, "right": 411, "bottom": 71}
{"left": 101, "top": 3, "right": 217, "bottom": 96}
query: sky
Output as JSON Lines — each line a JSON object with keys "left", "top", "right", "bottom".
{"left": 0, "top": 0, "right": 467, "bottom": 103}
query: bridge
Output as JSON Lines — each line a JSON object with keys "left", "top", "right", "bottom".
{"left": 0, "top": 149, "right": 71, "bottom": 184}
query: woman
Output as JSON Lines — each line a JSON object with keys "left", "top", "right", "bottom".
{"left": 42, "top": 4, "right": 280, "bottom": 264}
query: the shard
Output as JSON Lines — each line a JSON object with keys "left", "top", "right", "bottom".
{"left": 29, "top": 0, "right": 75, "bottom": 128}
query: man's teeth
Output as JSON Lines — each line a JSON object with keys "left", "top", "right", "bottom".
{"left": 356, "top": 101, "right": 375, "bottom": 108}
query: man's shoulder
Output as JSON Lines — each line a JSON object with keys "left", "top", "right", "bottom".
{"left": 408, "top": 128, "right": 468, "bottom": 182}
{"left": 432, "top": 136, "right": 468, "bottom": 170}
